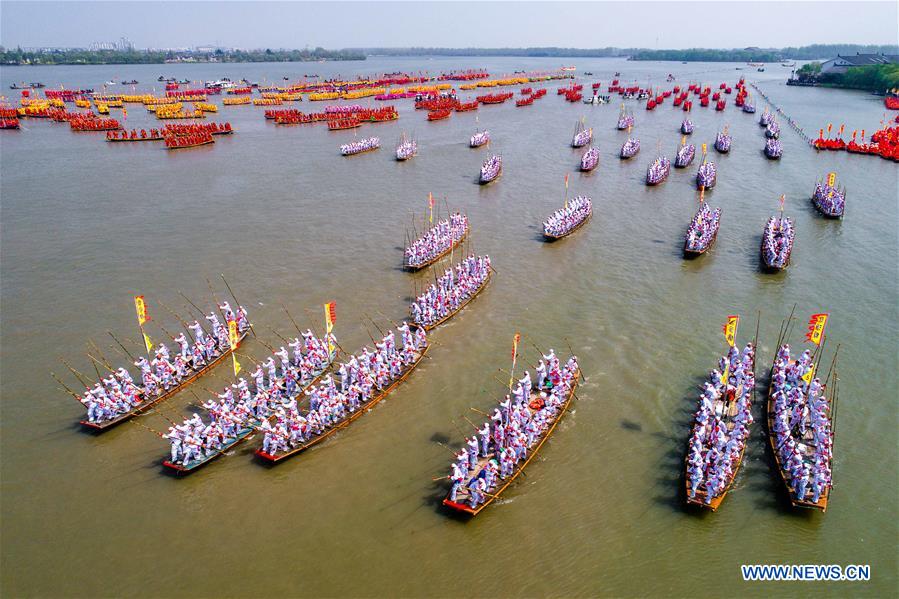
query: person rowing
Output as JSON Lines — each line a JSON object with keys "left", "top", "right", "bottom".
{"left": 445, "top": 355, "right": 579, "bottom": 509}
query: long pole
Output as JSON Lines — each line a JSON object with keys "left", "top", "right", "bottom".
{"left": 108, "top": 331, "right": 137, "bottom": 362}
{"left": 178, "top": 290, "right": 207, "bottom": 322}
{"left": 51, "top": 371, "right": 83, "bottom": 403}
{"left": 60, "top": 358, "right": 92, "bottom": 387}
{"left": 88, "top": 339, "right": 115, "bottom": 370}
{"left": 157, "top": 299, "right": 198, "bottom": 343}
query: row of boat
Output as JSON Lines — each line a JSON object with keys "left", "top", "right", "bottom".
{"left": 685, "top": 314, "right": 838, "bottom": 512}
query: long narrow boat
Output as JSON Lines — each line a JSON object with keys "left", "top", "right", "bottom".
{"left": 684, "top": 340, "right": 756, "bottom": 511}
{"left": 683, "top": 202, "right": 721, "bottom": 257}
{"left": 479, "top": 155, "right": 502, "bottom": 184}
{"left": 163, "top": 420, "right": 259, "bottom": 474}
{"left": 543, "top": 196, "right": 592, "bottom": 240}
{"left": 80, "top": 330, "right": 248, "bottom": 431}
{"left": 620, "top": 137, "right": 640, "bottom": 159}
{"left": 766, "top": 344, "right": 835, "bottom": 511}
{"left": 403, "top": 212, "right": 469, "bottom": 271}
{"left": 580, "top": 146, "right": 599, "bottom": 172}
{"left": 760, "top": 214, "right": 794, "bottom": 271}
{"left": 674, "top": 140, "right": 696, "bottom": 168}
{"left": 571, "top": 120, "right": 592, "bottom": 147}
{"left": 415, "top": 270, "right": 491, "bottom": 331}
{"left": 410, "top": 255, "right": 492, "bottom": 332}
{"left": 162, "top": 346, "right": 339, "bottom": 473}
{"left": 696, "top": 158, "right": 717, "bottom": 189}
{"left": 255, "top": 343, "right": 429, "bottom": 464}
{"left": 442, "top": 362, "right": 581, "bottom": 516}
{"left": 811, "top": 177, "right": 845, "bottom": 218}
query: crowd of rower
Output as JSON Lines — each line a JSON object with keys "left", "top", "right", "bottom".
{"left": 163, "top": 327, "right": 336, "bottom": 465}
{"left": 684, "top": 203, "right": 721, "bottom": 253}
{"left": 812, "top": 182, "right": 845, "bottom": 216}
{"left": 258, "top": 325, "right": 428, "bottom": 456}
{"left": 675, "top": 143, "right": 696, "bottom": 168}
{"left": 447, "top": 351, "right": 580, "bottom": 508}
{"left": 620, "top": 137, "right": 640, "bottom": 158}
{"left": 770, "top": 344, "right": 833, "bottom": 505}
{"left": 81, "top": 303, "right": 249, "bottom": 424}
{"left": 762, "top": 216, "right": 794, "bottom": 269}
{"left": 696, "top": 160, "right": 717, "bottom": 188}
{"left": 403, "top": 212, "right": 469, "bottom": 268}
{"left": 646, "top": 156, "right": 670, "bottom": 184}
{"left": 340, "top": 137, "right": 379, "bottom": 156}
{"left": 480, "top": 155, "right": 502, "bottom": 181}
{"left": 543, "top": 196, "right": 592, "bottom": 237}
{"left": 687, "top": 343, "right": 755, "bottom": 504}
{"left": 410, "top": 255, "right": 491, "bottom": 328}
{"left": 714, "top": 130, "right": 732, "bottom": 153}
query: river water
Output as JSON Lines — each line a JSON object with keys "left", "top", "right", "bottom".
{"left": 1, "top": 57, "right": 896, "bottom": 597}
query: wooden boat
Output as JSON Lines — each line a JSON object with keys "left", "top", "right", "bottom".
{"left": 416, "top": 271, "right": 491, "bottom": 331}
{"left": 470, "top": 130, "right": 490, "bottom": 148}
{"left": 571, "top": 121, "right": 592, "bottom": 148}
{"left": 675, "top": 141, "right": 696, "bottom": 168}
{"left": 765, "top": 359, "right": 833, "bottom": 511}
{"left": 163, "top": 349, "right": 338, "bottom": 473}
{"left": 760, "top": 215, "right": 794, "bottom": 271}
{"left": 80, "top": 331, "right": 249, "bottom": 431}
{"left": 683, "top": 204, "right": 721, "bottom": 257}
{"left": 811, "top": 179, "right": 845, "bottom": 218}
{"left": 255, "top": 344, "right": 430, "bottom": 464}
{"left": 428, "top": 109, "right": 452, "bottom": 121}
{"left": 165, "top": 136, "right": 214, "bottom": 150}
{"left": 442, "top": 371, "right": 580, "bottom": 516}
{"left": 620, "top": 138, "right": 640, "bottom": 159}
{"left": 684, "top": 350, "right": 755, "bottom": 511}
{"left": 543, "top": 199, "right": 592, "bottom": 240}
{"left": 764, "top": 139, "right": 782, "bottom": 159}
{"left": 404, "top": 226, "right": 469, "bottom": 271}
{"left": 163, "top": 421, "right": 258, "bottom": 473}
{"left": 479, "top": 155, "right": 502, "bottom": 184}
{"left": 580, "top": 147, "right": 599, "bottom": 171}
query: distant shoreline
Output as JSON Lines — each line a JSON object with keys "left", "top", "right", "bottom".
{"left": 3, "top": 43, "right": 896, "bottom": 66}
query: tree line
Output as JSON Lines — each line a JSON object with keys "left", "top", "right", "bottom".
{"left": 0, "top": 47, "right": 366, "bottom": 65}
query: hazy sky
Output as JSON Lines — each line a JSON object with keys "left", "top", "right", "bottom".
{"left": 2, "top": 1, "right": 897, "bottom": 50}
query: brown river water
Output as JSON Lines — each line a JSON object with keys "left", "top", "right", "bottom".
{"left": 1, "top": 57, "right": 897, "bottom": 597}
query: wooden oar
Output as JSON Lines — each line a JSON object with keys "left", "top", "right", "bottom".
{"left": 88, "top": 339, "right": 115, "bottom": 370}
{"left": 50, "top": 371, "right": 84, "bottom": 403}
{"left": 60, "top": 358, "right": 92, "bottom": 387}
{"left": 129, "top": 418, "right": 166, "bottom": 439}
{"left": 86, "top": 352, "right": 114, "bottom": 375}
{"left": 221, "top": 274, "right": 256, "bottom": 339}
{"left": 108, "top": 331, "right": 138, "bottom": 362}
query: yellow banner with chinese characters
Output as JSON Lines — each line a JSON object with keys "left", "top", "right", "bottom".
{"left": 134, "top": 295, "right": 150, "bottom": 326}
{"left": 805, "top": 313, "right": 829, "bottom": 346}
{"left": 228, "top": 319, "right": 239, "bottom": 350}
{"left": 723, "top": 315, "right": 739, "bottom": 347}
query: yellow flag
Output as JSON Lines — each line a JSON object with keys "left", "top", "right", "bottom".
{"left": 722, "top": 315, "right": 739, "bottom": 347}
{"left": 701, "top": 143, "right": 707, "bottom": 154}
{"left": 827, "top": 172, "right": 836, "bottom": 187}
{"left": 228, "top": 320, "right": 239, "bottom": 350}
{"left": 232, "top": 353, "right": 241, "bottom": 376}
{"left": 143, "top": 332, "right": 153, "bottom": 354}
{"left": 801, "top": 362, "right": 816, "bottom": 385}
{"left": 134, "top": 295, "right": 150, "bottom": 326}
{"left": 324, "top": 302, "right": 336, "bottom": 354}
{"left": 805, "top": 313, "right": 829, "bottom": 346}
